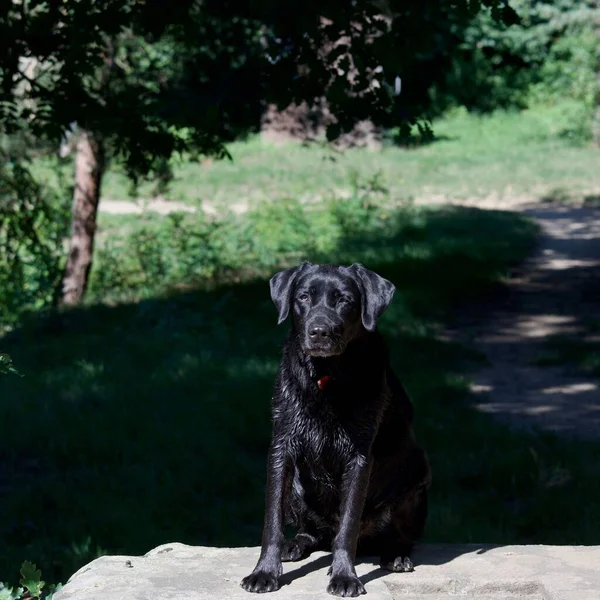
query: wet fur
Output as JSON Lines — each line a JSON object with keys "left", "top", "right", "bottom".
{"left": 241, "top": 264, "right": 431, "bottom": 597}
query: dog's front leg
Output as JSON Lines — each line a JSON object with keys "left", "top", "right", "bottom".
{"left": 241, "top": 441, "right": 291, "bottom": 593}
{"left": 327, "top": 454, "right": 372, "bottom": 597}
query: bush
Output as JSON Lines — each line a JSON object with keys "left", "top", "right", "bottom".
{"left": 529, "top": 27, "right": 600, "bottom": 142}
{"left": 436, "top": 0, "right": 600, "bottom": 129}
{"left": 0, "top": 159, "right": 70, "bottom": 326}
{"left": 88, "top": 172, "right": 403, "bottom": 304}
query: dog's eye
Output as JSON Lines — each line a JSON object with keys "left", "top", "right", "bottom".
{"left": 338, "top": 296, "right": 352, "bottom": 305}
{"left": 297, "top": 293, "right": 310, "bottom": 302}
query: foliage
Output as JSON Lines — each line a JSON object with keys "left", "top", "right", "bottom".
{"left": 436, "top": 0, "right": 600, "bottom": 122}
{"left": 2, "top": 0, "right": 594, "bottom": 152}
{"left": 435, "top": 7, "right": 531, "bottom": 112}
{"left": 19, "top": 562, "right": 44, "bottom": 600}
{"left": 0, "top": 583, "right": 22, "bottom": 600}
{"left": 531, "top": 26, "right": 600, "bottom": 141}
{"left": 0, "top": 1, "right": 244, "bottom": 191}
{"left": 88, "top": 188, "right": 379, "bottom": 303}
{"left": 0, "top": 158, "right": 70, "bottom": 325}
{"left": 89, "top": 170, "right": 419, "bottom": 302}
{"left": 0, "top": 561, "right": 61, "bottom": 600}
{"left": 0, "top": 0, "right": 516, "bottom": 163}
{"left": 0, "top": 353, "right": 22, "bottom": 377}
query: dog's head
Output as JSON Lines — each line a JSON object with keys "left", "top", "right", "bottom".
{"left": 269, "top": 262, "right": 395, "bottom": 357}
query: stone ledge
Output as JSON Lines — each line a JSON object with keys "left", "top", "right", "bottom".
{"left": 53, "top": 543, "right": 600, "bottom": 600}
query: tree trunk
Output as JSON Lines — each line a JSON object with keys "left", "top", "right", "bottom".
{"left": 60, "top": 129, "right": 105, "bottom": 306}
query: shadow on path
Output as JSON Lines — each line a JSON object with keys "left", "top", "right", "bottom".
{"left": 449, "top": 204, "right": 600, "bottom": 439}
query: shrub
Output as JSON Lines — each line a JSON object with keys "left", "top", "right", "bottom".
{"left": 0, "top": 159, "right": 70, "bottom": 326}
{"left": 437, "top": 0, "right": 600, "bottom": 132}
{"left": 87, "top": 173, "right": 403, "bottom": 303}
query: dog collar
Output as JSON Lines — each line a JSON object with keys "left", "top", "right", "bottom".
{"left": 317, "top": 375, "right": 332, "bottom": 391}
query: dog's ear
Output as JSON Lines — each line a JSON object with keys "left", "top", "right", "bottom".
{"left": 346, "top": 263, "right": 395, "bottom": 332}
{"left": 269, "top": 262, "right": 312, "bottom": 325}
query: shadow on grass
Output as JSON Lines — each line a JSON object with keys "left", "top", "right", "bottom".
{"left": 1, "top": 205, "right": 597, "bottom": 586}
{"left": 383, "top": 131, "right": 457, "bottom": 150}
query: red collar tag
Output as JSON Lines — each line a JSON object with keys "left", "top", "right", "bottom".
{"left": 317, "top": 376, "right": 332, "bottom": 391}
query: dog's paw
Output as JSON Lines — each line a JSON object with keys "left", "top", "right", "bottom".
{"left": 281, "top": 539, "right": 304, "bottom": 562}
{"left": 326, "top": 574, "right": 366, "bottom": 597}
{"left": 380, "top": 556, "right": 414, "bottom": 573}
{"left": 240, "top": 570, "right": 280, "bottom": 593}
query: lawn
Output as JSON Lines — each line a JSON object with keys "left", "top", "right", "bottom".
{"left": 94, "top": 101, "right": 600, "bottom": 210}
{"left": 31, "top": 101, "right": 600, "bottom": 215}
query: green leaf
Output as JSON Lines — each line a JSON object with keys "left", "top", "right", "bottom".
{"left": 19, "top": 561, "right": 45, "bottom": 599}
{"left": 0, "top": 583, "right": 25, "bottom": 600}
{"left": 0, "top": 354, "right": 23, "bottom": 377}
{"left": 45, "top": 582, "right": 64, "bottom": 600}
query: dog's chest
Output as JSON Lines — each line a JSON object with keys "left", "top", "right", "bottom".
{"left": 287, "top": 402, "right": 359, "bottom": 472}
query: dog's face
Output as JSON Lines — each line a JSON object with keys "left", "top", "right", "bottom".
{"left": 269, "top": 263, "right": 395, "bottom": 357}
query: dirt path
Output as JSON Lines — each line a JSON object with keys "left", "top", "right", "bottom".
{"left": 449, "top": 204, "right": 600, "bottom": 440}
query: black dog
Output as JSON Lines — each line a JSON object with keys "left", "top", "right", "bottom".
{"left": 241, "top": 263, "right": 430, "bottom": 597}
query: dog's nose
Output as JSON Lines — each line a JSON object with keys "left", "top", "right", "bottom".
{"left": 309, "top": 326, "right": 330, "bottom": 339}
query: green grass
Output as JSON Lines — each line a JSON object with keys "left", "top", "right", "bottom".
{"left": 3, "top": 201, "right": 600, "bottom": 590}
{"left": 91, "top": 101, "right": 600, "bottom": 209}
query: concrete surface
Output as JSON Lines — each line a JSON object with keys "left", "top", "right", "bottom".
{"left": 53, "top": 542, "right": 600, "bottom": 600}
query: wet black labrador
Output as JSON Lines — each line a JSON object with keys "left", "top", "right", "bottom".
{"left": 241, "top": 263, "right": 430, "bottom": 597}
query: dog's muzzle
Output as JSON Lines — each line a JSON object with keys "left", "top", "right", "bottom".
{"left": 303, "top": 321, "right": 342, "bottom": 357}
